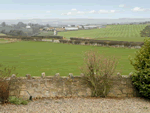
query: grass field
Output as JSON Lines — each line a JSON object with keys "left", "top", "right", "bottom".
{"left": 0, "top": 41, "right": 137, "bottom": 77}
{"left": 0, "top": 33, "right": 6, "bottom": 36}
{"left": 0, "top": 38, "right": 10, "bottom": 43}
{"left": 58, "top": 24, "right": 149, "bottom": 42}
{"left": 0, "top": 39, "right": 6, "bottom": 41}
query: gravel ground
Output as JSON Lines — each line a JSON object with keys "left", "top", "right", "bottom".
{"left": 0, "top": 97, "right": 150, "bottom": 113}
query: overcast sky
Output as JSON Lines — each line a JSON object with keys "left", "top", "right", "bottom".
{"left": 0, "top": 0, "right": 150, "bottom": 20}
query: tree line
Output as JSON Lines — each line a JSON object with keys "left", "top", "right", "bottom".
{"left": 0, "top": 22, "right": 51, "bottom": 36}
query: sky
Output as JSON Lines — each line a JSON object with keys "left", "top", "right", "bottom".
{"left": 0, "top": 0, "right": 150, "bottom": 20}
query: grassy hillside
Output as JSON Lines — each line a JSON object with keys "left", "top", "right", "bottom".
{"left": 58, "top": 24, "right": 149, "bottom": 42}
{"left": 0, "top": 41, "right": 137, "bottom": 77}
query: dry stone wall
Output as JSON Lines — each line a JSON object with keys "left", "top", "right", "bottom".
{"left": 59, "top": 38, "right": 143, "bottom": 49}
{"left": 6, "top": 73, "right": 140, "bottom": 100}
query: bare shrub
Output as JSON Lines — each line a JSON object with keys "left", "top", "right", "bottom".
{"left": 79, "top": 49, "right": 119, "bottom": 97}
{"left": 0, "top": 64, "right": 18, "bottom": 104}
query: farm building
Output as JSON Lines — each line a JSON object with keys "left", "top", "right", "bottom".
{"left": 83, "top": 26, "right": 97, "bottom": 29}
{"left": 65, "top": 27, "right": 78, "bottom": 31}
{"left": 55, "top": 28, "right": 65, "bottom": 31}
{"left": 26, "top": 26, "right": 31, "bottom": 29}
{"left": 96, "top": 25, "right": 106, "bottom": 28}
{"left": 77, "top": 25, "right": 84, "bottom": 29}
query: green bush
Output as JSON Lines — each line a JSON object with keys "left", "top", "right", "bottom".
{"left": 8, "top": 96, "right": 29, "bottom": 105}
{"left": 129, "top": 38, "right": 150, "bottom": 99}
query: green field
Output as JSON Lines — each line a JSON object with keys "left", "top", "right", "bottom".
{"left": 0, "top": 41, "right": 137, "bottom": 77}
{"left": 0, "top": 33, "right": 6, "bottom": 36}
{"left": 0, "top": 38, "right": 10, "bottom": 43}
{"left": 0, "top": 39, "right": 5, "bottom": 41}
{"left": 58, "top": 24, "right": 149, "bottom": 42}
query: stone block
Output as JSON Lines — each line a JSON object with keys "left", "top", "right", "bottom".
{"left": 107, "top": 92, "right": 117, "bottom": 97}
{"left": 9, "top": 90, "right": 15, "bottom": 95}
{"left": 31, "top": 84, "right": 39, "bottom": 88}
{"left": 78, "top": 90, "right": 86, "bottom": 97}
{"left": 32, "top": 76, "right": 41, "bottom": 79}
{"left": 80, "top": 73, "right": 85, "bottom": 77}
{"left": 20, "top": 90, "right": 27, "bottom": 96}
{"left": 45, "top": 80, "right": 56, "bottom": 88}
{"left": 116, "top": 72, "right": 122, "bottom": 78}
{"left": 122, "top": 75, "right": 129, "bottom": 78}
{"left": 14, "top": 89, "right": 20, "bottom": 97}
{"left": 27, "top": 89, "right": 34, "bottom": 95}
{"left": 86, "top": 88, "right": 92, "bottom": 96}
{"left": 50, "top": 91, "right": 57, "bottom": 97}
{"left": 42, "top": 90, "right": 50, "bottom": 97}
{"left": 41, "top": 72, "right": 45, "bottom": 78}
{"left": 117, "top": 94, "right": 127, "bottom": 98}
{"left": 40, "top": 84, "right": 45, "bottom": 88}
{"left": 26, "top": 74, "right": 31, "bottom": 79}
{"left": 11, "top": 74, "right": 16, "bottom": 78}
{"left": 127, "top": 94, "right": 133, "bottom": 97}
{"left": 55, "top": 73, "right": 60, "bottom": 77}
{"left": 20, "top": 84, "right": 27, "bottom": 89}
{"left": 114, "top": 89, "right": 122, "bottom": 95}
{"left": 129, "top": 72, "right": 133, "bottom": 76}
{"left": 121, "top": 80, "right": 126, "bottom": 85}
{"left": 122, "top": 88, "right": 133, "bottom": 94}
{"left": 68, "top": 73, "right": 73, "bottom": 78}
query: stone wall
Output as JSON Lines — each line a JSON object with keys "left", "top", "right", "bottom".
{"left": 6, "top": 73, "right": 140, "bottom": 100}
{"left": 59, "top": 39, "right": 143, "bottom": 49}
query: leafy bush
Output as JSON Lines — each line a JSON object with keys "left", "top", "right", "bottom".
{"left": 129, "top": 38, "right": 150, "bottom": 99}
{"left": 8, "top": 96, "right": 29, "bottom": 105}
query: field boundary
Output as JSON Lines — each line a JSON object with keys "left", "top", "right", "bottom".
{"left": 4, "top": 73, "right": 140, "bottom": 101}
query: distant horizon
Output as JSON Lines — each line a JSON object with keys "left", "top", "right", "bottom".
{"left": 1, "top": 17, "right": 150, "bottom": 20}
{"left": 1, "top": 18, "right": 150, "bottom": 26}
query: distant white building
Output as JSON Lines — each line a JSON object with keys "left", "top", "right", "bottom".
{"left": 96, "top": 25, "right": 106, "bottom": 28}
{"left": 26, "top": 26, "right": 31, "bottom": 29}
{"left": 77, "top": 25, "right": 83, "bottom": 29}
{"left": 83, "top": 26, "right": 97, "bottom": 29}
{"left": 65, "top": 27, "right": 78, "bottom": 31}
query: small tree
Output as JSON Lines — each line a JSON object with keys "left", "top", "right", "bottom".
{"left": 128, "top": 38, "right": 150, "bottom": 99}
{"left": 1, "top": 22, "right": 6, "bottom": 27}
{"left": 79, "top": 49, "right": 119, "bottom": 97}
{"left": 1, "top": 29, "right": 6, "bottom": 34}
